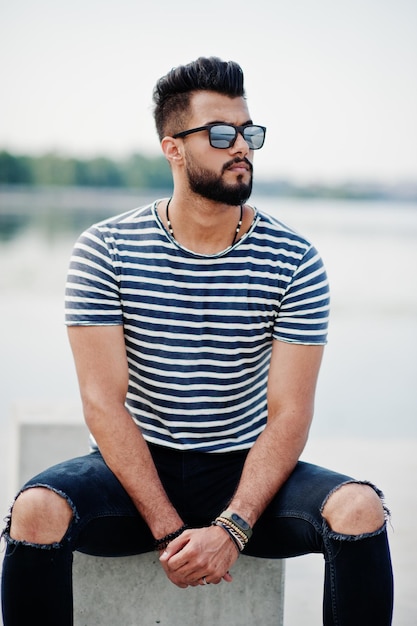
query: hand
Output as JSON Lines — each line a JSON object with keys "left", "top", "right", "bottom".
{"left": 159, "top": 525, "right": 239, "bottom": 588}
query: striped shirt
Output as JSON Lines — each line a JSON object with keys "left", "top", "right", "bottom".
{"left": 65, "top": 201, "right": 329, "bottom": 453}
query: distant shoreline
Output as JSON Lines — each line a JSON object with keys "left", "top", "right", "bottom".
{"left": 1, "top": 182, "right": 417, "bottom": 209}
{"left": 1, "top": 148, "right": 416, "bottom": 203}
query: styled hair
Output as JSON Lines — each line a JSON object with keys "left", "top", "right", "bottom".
{"left": 152, "top": 57, "right": 245, "bottom": 140}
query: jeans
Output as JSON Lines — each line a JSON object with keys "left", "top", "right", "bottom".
{"left": 1, "top": 444, "right": 393, "bottom": 625}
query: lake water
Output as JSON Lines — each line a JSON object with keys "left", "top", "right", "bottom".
{"left": 0, "top": 187, "right": 416, "bottom": 624}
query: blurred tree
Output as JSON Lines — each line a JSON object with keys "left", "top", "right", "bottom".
{"left": 0, "top": 150, "right": 172, "bottom": 189}
{"left": 30, "top": 153, "right": 79, "bottom": 186}
{"left": 0, "top": 151, "right": 33, "bottom": 184}
{"left": 122, "top": 154, "right": 172, "bottom": 189}
{"left": 81, "top": 157, "right": 124, "bottom": 187}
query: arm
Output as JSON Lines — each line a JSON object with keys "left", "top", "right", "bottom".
{"left": 67, "top": 325, "right": 184, "bottom": 542}
{"left": 161, "top": 339, "right": 324, "bottom": 582}
{"left": 227, "top": 339, "right": 324, "bottom": 526}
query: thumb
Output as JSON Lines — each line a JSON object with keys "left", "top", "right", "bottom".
{"left": 159, "top": 533, "right": 190, "bottom": 562}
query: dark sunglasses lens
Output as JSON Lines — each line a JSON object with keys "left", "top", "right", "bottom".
{"left": 209, "top": 125, "right": 236, "bottom": 148}
{"left": 243, "top": 126, "right": 266, "bottom": 149}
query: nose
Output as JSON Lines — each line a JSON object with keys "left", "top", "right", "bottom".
{"left": 230, "top": 130, "right": 251, "bottom": 155}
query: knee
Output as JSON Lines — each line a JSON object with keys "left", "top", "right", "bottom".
{"left": 10, "top": 487, "right": 74, "bottom": 545}
{"left": 321, "top": 482, "right": 386, "bottom": 536}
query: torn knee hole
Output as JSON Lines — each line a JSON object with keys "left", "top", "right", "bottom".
{"left": 8, "top": 485, "right": 76, "bottom": 545}
{"left": 321, "top": 481, "right": 387, "bottom": 536}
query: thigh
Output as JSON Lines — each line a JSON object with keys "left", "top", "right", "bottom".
{"left": 21, "top": 451, "right": 154, "bottom": 556}
{"left": 246, "top": 461, "right": 353, "bottom": 559}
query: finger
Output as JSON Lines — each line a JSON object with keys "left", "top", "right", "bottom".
{"left": 159, "top": 533, "right": 190, "bottom": 561}
{"left": 171, "top": 580, "right": 189, "bottom": 589}
{"left": 205, "top": 570, "right": 233, "bottom": 585}
{"left": 160, "top": 546, "right": 192, "bottom": 571}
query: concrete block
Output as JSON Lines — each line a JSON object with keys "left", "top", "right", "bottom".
{"left": 12, "top": 401, "right": 88, "bottom": 488}
{"left": 13, "top": 403, "right": 285, "bottom": 625}
{"left": 73, "top": 552, "right": 284, "bottom": 626}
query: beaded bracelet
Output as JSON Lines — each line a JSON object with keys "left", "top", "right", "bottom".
{"left": 216, "top": 516, "right": 249, "bottom": 545}
{"left": 154, "top": 524, "right": 188, "bottom": 551}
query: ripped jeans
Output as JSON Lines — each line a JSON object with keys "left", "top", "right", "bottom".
{"left": 1, "top": 444, "right": 393, "bottom": 626}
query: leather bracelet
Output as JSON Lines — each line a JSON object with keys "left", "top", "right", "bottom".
{"left": 154, "top": 524, "right": 188, "bottom": 551}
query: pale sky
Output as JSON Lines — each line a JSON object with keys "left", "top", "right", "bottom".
{"left": 1, "top": 0, "right": 416, "bottom": 182}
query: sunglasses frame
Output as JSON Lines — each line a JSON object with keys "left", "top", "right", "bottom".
{"left": 172, "top": 123, "right": 267, "bottom": 150}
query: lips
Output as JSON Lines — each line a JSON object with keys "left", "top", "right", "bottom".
{"left": 223, "top": 157, "right": 253, "bottom": 174}
{"left": 230, "top": 163, "right": 248, "bottom": 172}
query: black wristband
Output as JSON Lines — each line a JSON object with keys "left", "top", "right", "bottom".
{"left": 154, "top": 524, "right": 188, "bottom": 551}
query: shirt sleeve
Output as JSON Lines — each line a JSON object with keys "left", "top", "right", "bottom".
{"left": 65, "top": 225, "right": 123, "bottom": 326}
{"left": 272, "top": 244, "right": 330, "bottom": 345}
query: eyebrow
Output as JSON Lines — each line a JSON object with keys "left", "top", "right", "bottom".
{"left": 204, "top": 119, "right": 253, "bottom": 126}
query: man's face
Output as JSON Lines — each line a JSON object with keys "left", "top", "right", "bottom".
{"left": 179, "top": 91, "right": 254, "bottom": 205}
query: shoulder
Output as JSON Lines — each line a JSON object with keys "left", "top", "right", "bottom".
{"left": 89, "top": 202, "right": 156, "bottom": 235}
{"left": 247, "top": 207, "right": 319, "bottom": 271}
{"left": 253, "top": 208, "right": 313, "bottom": 251}
{"left": 72, "top": 202, "right": 159, "bottom": 254}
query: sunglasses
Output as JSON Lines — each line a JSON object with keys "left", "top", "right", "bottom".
{"left": 173, "top": 123, "right": 267, "bottom": 150}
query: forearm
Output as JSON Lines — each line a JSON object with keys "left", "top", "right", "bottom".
{"left": 85, "top": 403, "right": 183, "bottom": 539}
{"left": 227, "top": 416, "right": 310, "bottom": 527}
{"left": 67, "top": 325, "right": 183, "bottom": 542}
{"left": 227, "top": 341, "right": 324, "bottom": 528}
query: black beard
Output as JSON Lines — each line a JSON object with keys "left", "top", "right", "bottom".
{"left": 185, "top": 157, "right": 253, "bottom": 206}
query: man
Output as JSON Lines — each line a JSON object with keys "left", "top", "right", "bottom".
{"left": 1, "top": 57, "right": 393, "bottom": 625}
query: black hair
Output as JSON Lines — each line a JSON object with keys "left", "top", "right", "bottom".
{"left": 152, "top": 57, "right": 245, "bottom": 140}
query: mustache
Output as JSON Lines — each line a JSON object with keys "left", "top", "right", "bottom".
{"left": 222, "top": 156, "right": 253, "bottom": 174}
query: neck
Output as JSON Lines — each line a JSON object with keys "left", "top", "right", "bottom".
{"left": 165, "top": 198, "right": 243, "bottom": 247}
{"left": 161, "top": 196, "right": 248, "bottom": 255}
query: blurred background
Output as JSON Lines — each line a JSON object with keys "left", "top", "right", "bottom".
{"left": 1, "top": 1, "right": 416, "bottom": 624}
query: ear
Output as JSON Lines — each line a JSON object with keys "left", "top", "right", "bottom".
{"left": 161, "top": 136, "right": 184, "bottom": 167}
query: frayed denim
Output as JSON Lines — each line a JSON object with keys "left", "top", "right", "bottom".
{"left": 1, "top": 445, "right": 393, "bottom": 625}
